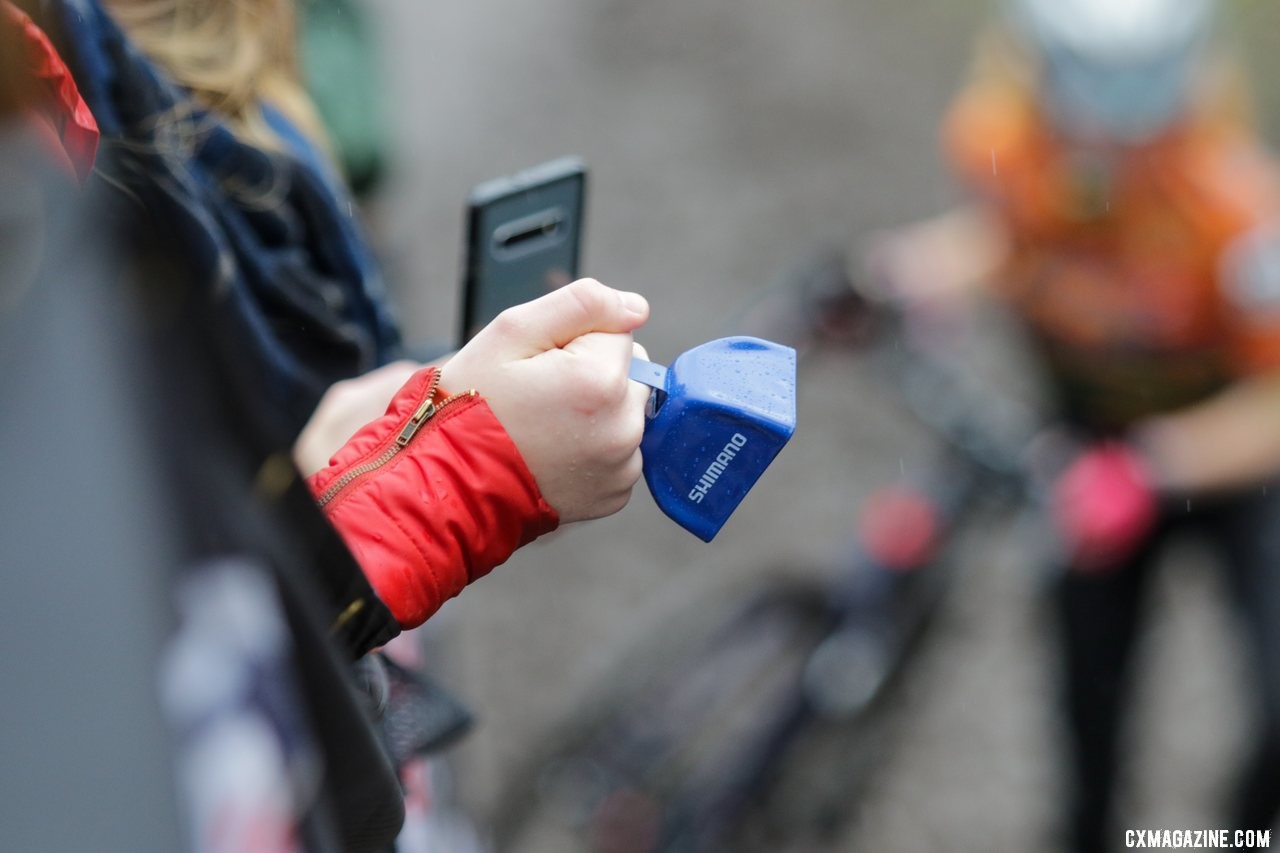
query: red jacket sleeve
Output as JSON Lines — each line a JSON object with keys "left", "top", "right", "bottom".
{"left": 307, "top": 367, "right": 559, "bottom": 628}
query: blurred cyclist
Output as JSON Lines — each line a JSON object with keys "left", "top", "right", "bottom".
{"left": 872, "top": 0, "right": 1280, "bottom": 847}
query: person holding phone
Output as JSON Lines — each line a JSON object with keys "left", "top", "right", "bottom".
{"left": 58, "top": 0, "right": 654, "bottom": 627}
{"left": 10, "top": 5, "right": 654, "bottom": 849}
{"left": 308, "top": 278, "right": 652, "bottom": 628}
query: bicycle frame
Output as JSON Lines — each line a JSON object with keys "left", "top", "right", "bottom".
{"left": 493, "top": 256, "right": 1052, "bottom": 853}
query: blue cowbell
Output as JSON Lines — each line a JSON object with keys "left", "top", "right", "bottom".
{"left": 630, "top": 337, "right": 796, "bottom": 541}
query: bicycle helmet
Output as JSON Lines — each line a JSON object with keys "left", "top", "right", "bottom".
{"left": 1009, "top": 0, "right": 1215, "bottom": 143}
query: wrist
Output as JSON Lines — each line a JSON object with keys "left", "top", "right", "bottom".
{"left": 1127, "top": 421, "right": 1178, "bottom": 495}
{"left": 307, "top": 368, "right": 558, "bottom": 628}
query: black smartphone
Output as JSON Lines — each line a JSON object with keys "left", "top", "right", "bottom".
{"left": 459, "top": 156, "right": 587, "bottom": 343}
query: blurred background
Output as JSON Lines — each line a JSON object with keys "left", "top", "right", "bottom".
{"left": 331, "top": 0, "right": 1280, "bottom": 849}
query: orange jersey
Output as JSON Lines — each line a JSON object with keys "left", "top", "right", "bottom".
{"left": 944, "top": 75, "right": 1280, "bottom": 427}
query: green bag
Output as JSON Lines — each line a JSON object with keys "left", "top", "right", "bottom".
{"left": 299, "top": 0, "right": 388, "bottom": 196}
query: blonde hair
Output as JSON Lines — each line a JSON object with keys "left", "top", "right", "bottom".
{"left": 104, "top": 0, "right": 329, "bottom": 153}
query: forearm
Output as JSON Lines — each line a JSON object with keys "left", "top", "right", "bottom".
{"left": 1133, "top": 373, "right": 1280, "bottom": 493}
{"left": 873, "top": 205, "right": 1010, "bottom": 304}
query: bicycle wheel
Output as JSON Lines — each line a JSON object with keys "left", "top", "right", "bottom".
{"left": 493, "top": 575, "right": 840, "bottom": 853}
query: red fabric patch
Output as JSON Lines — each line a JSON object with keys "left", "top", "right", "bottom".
{"left": 308, "top": 367, "right": 559, "bottom": 628}
{"left": 5, "top": 2, "right": 99, "bottom": 182}
{"left": 856, "top": 485, "right": 940, "bottom": 572}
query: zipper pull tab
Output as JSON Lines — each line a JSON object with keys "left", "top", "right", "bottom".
{"left": 397, "top": 397, "right": 437, "bottom": 446}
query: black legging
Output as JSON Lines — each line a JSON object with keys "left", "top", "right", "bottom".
{"left": 1057, "top": 485, "right": 1280, "bottom": 852}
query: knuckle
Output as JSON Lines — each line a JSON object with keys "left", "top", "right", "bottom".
{"left": 604, "top": 427, "right": 636, "bottom": 463}
{"left": 601, "top": 408, "right": 644, "bottom": 458}
{"left": 603, "top": 362, "right": 630, "bottom": 404}
{"left": 616, "top": 412, "right": 645, "bottom": 457}
{"left": 490, "top": 306, "right": 522, "bottom": 337}
{"left": 578, "top": 364, "right": 613, "bottom": 403}
{"left": 605, "top": 489, "right": 632, "bottom": 516}
{"left": 566, "top": 278, "right": 605, "bottom": 320}
{"left": 580, "top": 360, "right": 629, "bottom": 407}
{"left": 623, "top": 449, "right": 644, "bottom": 485}
{"left": 569, "top": 277, "right": 604, "bottom": 295}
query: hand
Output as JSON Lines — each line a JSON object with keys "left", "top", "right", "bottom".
{"left": 862, "top": 208, "right": 1007, "bottom": 347}
{"left": 294, "top": 359, "right": 424, "bottom": 476}
{"left": 1051, "top": 442, "right": 1158, "bottom": 573}
{"left": 439, "top": 278, "right": 651, "bottom": 524}
{"left": 865, "top": 227, "right": 955, "bottom": 308}
{"left": 864, "top": 226, "right": 971, "bottom": 349}
{"left": 864, "top": 210, "right": 996, "bottom": 305}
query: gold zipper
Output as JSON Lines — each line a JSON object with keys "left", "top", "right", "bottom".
{"left": 316, "top": 372, "right": 477, "bottom": 508}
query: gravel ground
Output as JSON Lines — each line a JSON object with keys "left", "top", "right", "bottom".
{"left": 365, "top": 2, "right": 1276, "bottom": 850}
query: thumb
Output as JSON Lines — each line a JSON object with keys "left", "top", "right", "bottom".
{"left": 494, "top": 278, "right": 649, "bottom": 358}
